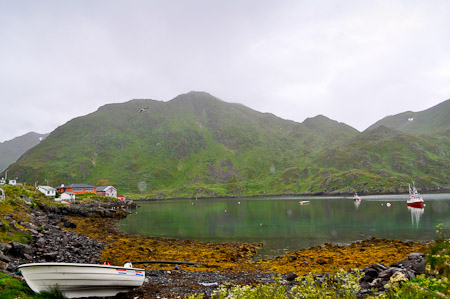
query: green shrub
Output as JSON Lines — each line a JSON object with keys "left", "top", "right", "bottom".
{"left": 426, "top": 223, "right": 450, "bottom": 277}
{"left": 0, "top": 275, "right": 33, "bottom": 299}
{"left": 0, "top": 275, "right": 67, "bottom": 298}
{"left": 384, "top": 275, "right": 450, "bottom": 298}
{"left": 34, "top": 287, "right": 66, "bottom": 299}
{"left": 186, "top": 269, "right": 363, "bottom": 299}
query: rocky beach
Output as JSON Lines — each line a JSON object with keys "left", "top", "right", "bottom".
{"left": 0, "top": 194, "right": 433, "bottom": 298}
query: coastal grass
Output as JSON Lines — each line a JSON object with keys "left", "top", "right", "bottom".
{"left": 0, "top": 275, "right": 33, "bottom": 299}
{"left": 0, "top": 276, "right": 65, "bottom": 299}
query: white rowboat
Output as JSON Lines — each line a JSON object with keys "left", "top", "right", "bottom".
{"left": 18, "top": 263, "right": 145, "bottom": 298}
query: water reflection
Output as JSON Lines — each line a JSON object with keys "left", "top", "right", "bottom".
{"left": 120, "top": 194, "right": 450, "bottom": 259}
{"left": 408, "top": 206, "right": 424, "bottom": 227}
{"left": 354, "top": 199, "right": 361, "bottom": 209}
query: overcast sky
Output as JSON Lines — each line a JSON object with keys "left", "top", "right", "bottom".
{"left": 1, "top": 0, "right": 449, "bottom": 142}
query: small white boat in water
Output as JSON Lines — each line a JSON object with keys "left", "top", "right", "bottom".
{"left": 18, "top": 262, "right": 145, "bottom": 298}
{"left": 353, "top": 192, "right": 361, "bottom": 201}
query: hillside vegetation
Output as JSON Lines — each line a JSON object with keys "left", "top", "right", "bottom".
{"left": 3, "top": 92, "right": 450, "bottom": 198}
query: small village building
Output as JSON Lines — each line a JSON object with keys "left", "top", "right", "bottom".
{"left": 55, "top": 184, "right": 97, "bottom": 194}
{"left": 60, "top": 192, "right": 76, "bottom": 202}
{"left": 37, "top": 185, "right": 56, "bottom": 197}
{"left": 96, "top": 186, "right": 117, "bottom": 198}
{"left": 117, "top": 195, "right": 126, "bottom": 201}
{"left": 8, "top": 180, "right": 17, "bottom": 186}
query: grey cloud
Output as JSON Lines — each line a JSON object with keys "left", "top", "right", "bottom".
{"left": 1, "top": 0, "right": 449, "bottom": 142}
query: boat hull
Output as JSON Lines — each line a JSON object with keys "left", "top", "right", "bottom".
{"left": 407, "top": 201, "right": 424, "bottom": 208}
{"left": 18, "top": 263, "right": 145, "bottom": 298}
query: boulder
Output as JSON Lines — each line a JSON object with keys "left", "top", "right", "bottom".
{"left": 285, "top": 271, "right": 298, "bottom": 281}
{"left": 8, "top": 241, "right": 33, "bottom": 258}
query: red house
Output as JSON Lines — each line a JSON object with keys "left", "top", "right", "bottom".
{"left": 55, "top": 184, "right": 97, "bottom": 194}
{"left": 96, "top": 186, "right": 117, "bottom": 198}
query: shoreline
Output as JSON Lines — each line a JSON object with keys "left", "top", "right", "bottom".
{"left": 67, "top": 215, "right": 430, "bottom": 274}
{"left": 132, "top": 189, "right": 450, "bottom": 201}
{"left": 66, "top": 215, "right": 431, "bottom": 298}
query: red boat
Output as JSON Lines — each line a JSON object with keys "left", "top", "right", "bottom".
{"left": 407, "top": 182, "right": 424, "bottom": 208}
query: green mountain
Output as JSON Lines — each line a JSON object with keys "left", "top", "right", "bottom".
{"left": 309, "top": 126, "right": 450, "bottom": 193}
{"left": 0, "top": 132, "right": 48, "bottom": 173}
{"left": 366, "top": 99, "right": 450, "bottom": 135}
{"left": 3, "top": 92, "right": 450, "bottom": 197}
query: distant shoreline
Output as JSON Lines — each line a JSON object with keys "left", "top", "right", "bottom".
{"left": 133, "top": 188, "right": 450, "bottom": 201}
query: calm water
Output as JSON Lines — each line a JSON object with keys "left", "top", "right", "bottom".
{"left": 118, "top": 193, "right": 450, "bottom": 259}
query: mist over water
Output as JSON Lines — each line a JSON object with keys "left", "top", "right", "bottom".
{"left": 118, "top": 194, "right": 450, "bottom": 259}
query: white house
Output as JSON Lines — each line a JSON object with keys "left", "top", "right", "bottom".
{"left": 8, "top": 180, "right": 17, "bottom": 186}
{"left": 37, "top": 185, "right": 56, "bottom": 197}
{"left": 60, "top": 192, "right": 76, "bottom": 202}
{"left": 96, "top": 186, "right": 118, "bottom": 198}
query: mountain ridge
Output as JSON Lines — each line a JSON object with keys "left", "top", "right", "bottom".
{"left": 366, "top": 99, "right": 450, "bottom": 135}
{"left": 3, "top": 92, "right": 449, "bottom": 197}
{"left": 0, "top": 132, "right": 48, "bottom": 173}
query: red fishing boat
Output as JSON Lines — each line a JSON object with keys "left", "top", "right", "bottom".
{"left": 407, "top": 182, "right": 424, "bottom": 208}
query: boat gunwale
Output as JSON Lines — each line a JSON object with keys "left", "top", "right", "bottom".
{"left": 18, "top": 262, "right": 144, "bottom": 272}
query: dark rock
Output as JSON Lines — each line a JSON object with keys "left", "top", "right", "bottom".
{"left": 29, "top": 229, "right": 39, "bottom": 235}
{"left": 361, "top": 268, "right": 378, "bottom": 283}
{"left": 60, "top": 236, "right": 69, "bottom": 246}
{"left": 404, "top": 269, "right": 416, "bottom": 280}
{"left": 285, "top": 271, "right": 298, "bottom": 281}
{"left": 36, "top": 237, "right": 46, "bottom": 246}
{"left": 0, "top": 242, "right": 11, "bottom": 252}
{"left": 63, "top": 221, "right": 77, "bottom": 228}
{"left": 408, "top": 252, "right": 423, "bottom": 260}
{"left": 8, "top": 241, "right": 33, "bottom": 257}
{"left": 23, "top": 253, "right": 33, "bottom": 261}
{"left": 6, "top": 263, "right": 17, "bottom": 272}
{"left": 378, "top": 269, "right": 393, "bottom": 279}
{"left": 0, "top": 253, "right": 11, "bottom": 263}
{"left": 289, "top": 255, "right": 297, "bottom": 261}
{"left": 43, "top": 252, "right": 58, "bottom": 261}
{"left": 370, "top": 263, "right": 387, "bottom": 272}
{"left": 391, "top": 252, "right": 426, "bottom": 275}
